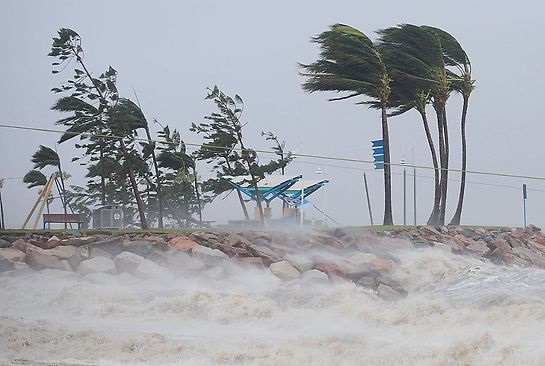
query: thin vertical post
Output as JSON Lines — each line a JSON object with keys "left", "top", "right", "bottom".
{"left": 0, "top": 186, "right": 4, "bottom": 230}
{"left": 363, "top": 173, "right": 374, "bottom": 226}
{"left": 523, "top": 183, "right": 527, "bottom": 228}
{"left": 413, "top": 168, "right": 417, "bottom": 226}
{"left": 403, "top": 167, "right": 407, "bottom": 225}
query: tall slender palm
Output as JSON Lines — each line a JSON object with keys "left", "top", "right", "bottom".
{"left": 378, "top": 24, "right": 453, "bottom": 225}
{"left": 421, "top": 26, "right": 475, "bottom": 225}
{"left": 377, "top": 32, "right": 441, "bottom": 224}
{"left": 301, "top": 24, "right": 394, "bottom": 225}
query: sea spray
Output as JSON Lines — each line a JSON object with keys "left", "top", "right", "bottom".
{"left": 2, "top": 245, "right": 545, "bottom": 365}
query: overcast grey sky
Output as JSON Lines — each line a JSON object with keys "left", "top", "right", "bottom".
{"left": 1, "top": 0, "right": 545, "bottom": 229}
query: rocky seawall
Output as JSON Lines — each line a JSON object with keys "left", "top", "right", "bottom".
{"left": 1, "top": 225, "right": 545, "bottom": 300}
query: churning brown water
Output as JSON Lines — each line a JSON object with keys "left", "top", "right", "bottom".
{"left": 2, "top": 246, "right": 545, "bottom": 366}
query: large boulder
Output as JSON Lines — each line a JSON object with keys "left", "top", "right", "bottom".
{"left": 44, "top": 245, "right": 77, "bottom": 259}
{"left": 465, "top": 240, "right": 490, "bottom": 256}
{"left": 166, "top": 251, "right": 206, "bottom": 273}
{"left": 78, "top": 256, "right": 117, "bottom": 275}
{"left": 301, "top": 269, "right": 329, "bottom": 284}
{"left": 12, "top": 239, "right": 28, "bottom": 253}
{"left": 134, "top": 258, "right": 171, "bottom": 279}
{"left": 124, "top": 240, "right": 167, "bottom": 257}
{"left": 61, "top": 236, "right": 101, "bottom": 247}
{"left": 168, "top": 236, "right": 198, "bottom": 251}
{"left": 246, "top": 244, "right": 282, "bottom": 265}
{"left": 0, "top": 238, "right": 12, "bottom": 248}
{"left": 0, "top": 248, "right": 26, "bottom": 262}
{"left": 377, "top": 284, "right": 404, "bottom": 301}
{"left": 25, "top": 245, "right": 65, "bottom": 271}
{"left": 224, "top": 233, "right": 252, "bottom": 249}
{"left": 269, "top": 260, "right": 300, "bottom": 281}
{"left": 114, "top": 251, "right": 145, "bottom": 274}
{"left": 284, "top": 253, "right": 313, "bottom": 272}
{"left": 191, "top": 244, "right": 228, "bottom": 260}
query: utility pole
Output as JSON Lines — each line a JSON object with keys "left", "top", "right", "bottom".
{"left": 0, "top": 179, "right": 5, "bottom": 230}
{"left": 413, "top": 168, "right": 417, "bottom": 226}
{"left": 401, "top": 158, "right": 406, "bottom": 225}
{"left": 523, "top": 183, "right": 528, "bottom": 228}
{"left": 363, "top": 173, "right": 374, "bottom": 226}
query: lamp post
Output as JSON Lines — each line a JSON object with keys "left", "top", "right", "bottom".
{"left": 0, "top": 178, "right": 5, "bottom": 230}
{"left": 401, "top": 157, "right": 406, "bottom": 226}
{"left": 316, "top": 167, "right": 327, "bottom": 226}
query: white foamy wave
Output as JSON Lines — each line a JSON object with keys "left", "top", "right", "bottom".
{"left": 2, "top": 247, "right": 545, "bottom": 365}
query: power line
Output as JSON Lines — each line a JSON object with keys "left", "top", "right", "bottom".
{"left": 2, "top": 122, "right": 545, "bottom": 183}
{"left": 301, "top": 160, "right": 545, "bottom": 193}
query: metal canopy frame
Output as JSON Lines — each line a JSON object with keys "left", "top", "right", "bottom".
{"left": 224, "top": 175, "right": 302, "bottom": 206}
{"left": 223, "top": 175, "right": 329, "bottom": 208}
{"left": 280, "top": 179, "right": 329, "bottom": 207}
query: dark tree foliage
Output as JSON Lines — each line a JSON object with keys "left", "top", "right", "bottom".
{"left": 191, "top": 86, "right": 293, "bottom": 224}
{"left": 49, "top": 28, "right": 149, "bottom": 228}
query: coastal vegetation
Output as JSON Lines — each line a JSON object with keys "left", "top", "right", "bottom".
{"left": 300, "top": 24, "right": 474, "bottom": 226}
{"left": 22, "top": 24, "right": 474, "bottom": 229}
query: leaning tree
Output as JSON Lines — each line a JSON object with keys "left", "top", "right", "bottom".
{"left": 300, "top": 24, "right": 394, "bottom": 225}
{"left": 49, "top": 28, "right": 149, "bottom": 229}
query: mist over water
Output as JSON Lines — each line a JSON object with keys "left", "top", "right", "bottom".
{"left": 2, "top": 244, "right": 545, "bottom": 366}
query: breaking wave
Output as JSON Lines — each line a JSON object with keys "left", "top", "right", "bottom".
{"left": 2, "top": 245, "right": 545, "bottom": 366}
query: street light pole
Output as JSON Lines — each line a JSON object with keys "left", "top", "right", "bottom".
{"left": 316, "top": 167, "right": 327, "bottom": 226}
{"left": 0, "top": 179, "right": 5, "bottom": 230}
{"left": 401, "top": 158, "right": 406, "bottom": 226}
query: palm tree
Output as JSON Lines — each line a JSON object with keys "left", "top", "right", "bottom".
{"left": 377, "top": 32, "right": 441, "bottom": 225}
{"left": 378, "top": 24, "right": 454, "bottom": 225}
{"left": 420, "top": 27, "right": 475, "bottom": 225}
{"left": 28, "top": 146, "right": 68, "bottom": 224}
{"left": 300, "top": 24, "right": 394, "bottom": 225}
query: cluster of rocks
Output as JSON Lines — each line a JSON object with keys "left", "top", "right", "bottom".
{"left": 0, "top": 230, "right": 408, "bottom": 300}
{"left": 3, "top": 225, "right": 545, "bottom": 300}
{"left": 381, "top": 224, "right": 545, "bottom": 268}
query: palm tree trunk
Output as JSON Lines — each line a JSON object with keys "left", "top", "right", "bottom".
{"left": 439, "top": 107, "right": 449, "bottom": 225}
{"left": 144, "top": 126, "right": 164, "bottom": 228}
{"left": 381, "top": 104, "right": 393, "bottom": 225}
{"left": 449, "top": 95, "right": 469, "bottom": 225}
{"left": 419, "top": 109, "right": 441, "bottom": 225}
{"left": 433, "top": 104, "right": 445, "bottom": 226}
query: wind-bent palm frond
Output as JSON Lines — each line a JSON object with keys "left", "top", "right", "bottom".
{"left": 23, "top": 170, "right": 48, "bottom": 189}
{"left": 300, "top": 23, "right": 394, "bottom": 225}
{"left": 301, "top": 24, "right": 391, "bottom": 103}
{"left": 113, "top": 98, "right": 148, "bottom": 133}
{"left": 157, "top": 151, "right": 195, "bottom": 171}
{"left": 32, "top": 145, "right": 60, "bottom": 170}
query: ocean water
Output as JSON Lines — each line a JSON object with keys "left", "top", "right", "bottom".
{"left": 2, "top": 245, "right": 545, "bottom": 366}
